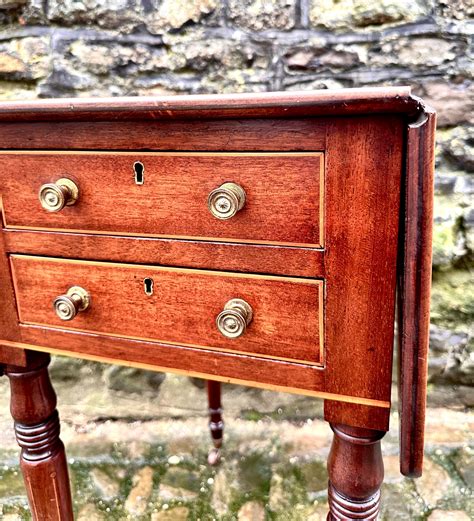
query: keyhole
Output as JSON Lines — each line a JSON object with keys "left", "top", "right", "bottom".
{"left": 134, "top": 161, "right": 144, "bottom": 185}
{"left": 144, "top": 277, "right": 154, "bottom": 296}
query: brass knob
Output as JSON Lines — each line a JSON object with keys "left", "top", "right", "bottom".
{"left": 39, "top": 178, "right": 79, "bottom": 212}
{"left": 216, "top": 298, "right": 253, "bottom": 339}
{"left": 208, "top": 182, "right": 246, "bottom": 220}
{"left": 53, "top": 286, "right": 90, "bottom": 321}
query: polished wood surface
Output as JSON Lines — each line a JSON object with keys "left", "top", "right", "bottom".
{"left": 324, "top": 115, "right": 403, "bottom": 408}
{"left": 4, "top": 229, "right": 326, "bottom": 278}
{"left": 5, "top": 352, "right": 73, "bottom": 520}
{"left": 398, "top": 108, "right": 436, "bottom": 478}
{"left": 323, "top": 401, "right": 390, "bottom": 433}
{"left": 0, "top": 88, "right": 436, "bottom": 520}
{"left": 207, "top": 380, "right": 224, "bottom": 466}
{"left": 0, "top": 86, "right": 418, "bottom": 122}
{"left": 0, "top": 225, "right": 25, "bottom": 366}
{"left": 0, "top": 227, "right": 20, "bottom": 343}
{"left": 0, "top": 118, "right": 327, "bottom": 152}
{"left": 2, "top": 152, "right": 324, "bottom": 247}
{"left": 5, "top": 326, "right": 391, "bottom": 408}
{"left": 1, "top": 115, "right": 403, "bottom": 410}
{"left": 11, "top": 255, "right": 324, "bottom": 364}
{"left": 327, "top": 424, "right": 385, "bottom": 520}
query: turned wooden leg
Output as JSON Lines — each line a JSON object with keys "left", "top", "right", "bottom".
{"left": 327, "top": 423, "right": 385, "bottom": 521}
{"left": 5, "top": 353, "right": 74, "bottom": 521}
{"left": 207, "top": 380, "right": 224, "bottom": 465}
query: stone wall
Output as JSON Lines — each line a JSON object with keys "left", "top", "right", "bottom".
{"left": 0, "top": 0, "right": 472, "bottom": 387}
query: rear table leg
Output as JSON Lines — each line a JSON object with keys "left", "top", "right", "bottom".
{"left": 207, "top": 380, "right": 224, "bottom": 465}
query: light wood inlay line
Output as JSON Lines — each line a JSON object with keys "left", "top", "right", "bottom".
{"left": 9, "top": 254, "right": 324, "bottom": 284}
{"left": 0, "top": 339, "right": 390, "bottom": 408}
{"left": 20, "top": 320, "right": 325, "bottom": 367}
{"left": 0, "top": 150, "right": 324, "bottom": 156}
{"left": 1, "top": 150, "right": 325, "bottom": 248}
{"left": 26, "top": 476, "right": 40, "bottom": 521}
{"left": 0, "top": 195, "right": 6, "bottom": 228}
{"left": 6, "top": 226, "right": 323, "bottom": 249}
{"left": 51, "top": 472, "right": 61, "bottom": 521}
{"left": 319, "top": 281, "right": 325, "bottom": 364}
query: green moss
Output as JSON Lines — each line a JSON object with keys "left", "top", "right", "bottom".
{"left": 0, "top": 467, "right": 26, "bottom": 497}
{"left": 427, "top": 452, "right": 474, "bottom": 517}
{"left": 433, "top": 220, "right": 459, "bottom": 269}
{"left": 431, "top": 270, "right": 474, "bottom": 330}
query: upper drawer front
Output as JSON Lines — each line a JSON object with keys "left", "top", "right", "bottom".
{"left": 1, "top": 152, "right": 324, "bottom": 247}
{"left": 11, "top": 255, "right": 323, "bottom": 365}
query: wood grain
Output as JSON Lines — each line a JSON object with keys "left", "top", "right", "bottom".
{"left": 0, "top": 91, "right": 435, "bottom": 434}
{"left": 0, "top": 87, "right": 418, "bottom": 122}
{"left": 0, "top": 216, "right": 20, "bottom": 342}
{"left": 0, "top": 89, "right": 437, "bottom": 519}
{"left": 0, "top": 118, "right": 327, "bottom": 151}
{"left": 398, "top": 107, "right": 436, "bottom": 478}
{"left": 324, "top": 115, "right": 403, "bottom": 405}
{"left": 3, "top": 229, "right": 325, "bottom": 278}
{"left": 5, "top": 352, "right": 74, "bottom": 521}
{"left": 11, "top": 255, "right": 324, "bottom": 365}
{"left": 207, "top": 380, "right": 224, "bottom": 464}
{"left": 0, "top": 206, "right": 25, "bottom": 365}
{"left": 323, "top": 400, "right": 390, "bottom": 432}
{"left": 327, "top": 424, "right": 385, "bottom": 520}
{"left": 0, "top": 345, "right": 26, "bottom": 366}
{"left": 2, "top": 152, "right": 324, "bottom": 247}
{"left": 4, "top": 330, "right": 390, "bottom": 407}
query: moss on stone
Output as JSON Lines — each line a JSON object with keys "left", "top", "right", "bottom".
{"left": 431, "top": 270, "right": 474, "bottom": 330}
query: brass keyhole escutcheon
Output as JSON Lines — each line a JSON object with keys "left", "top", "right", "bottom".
{"left": 53, "top": 286, "right": 90, "bottom": 321}
{"left": 208, "top": 182, "right": 246, "bottom": 220}
{"left": 216, "top": 298, "right": 253, "bottom": 339}
{"left": 39, "top": 178, "right": 79, "bottom": 212}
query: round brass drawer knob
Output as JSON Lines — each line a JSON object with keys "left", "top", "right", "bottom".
{"left": 208, "top": 182, "right": 246, "bottom": 220}
{"left": 39, "top": 178, "right": 79, "bottom": 212}
{"left": 216, "top": 298, "right": 253, "bottom": 339}
{"left": 53, "top": 286, "right": 90, "bottom": 321}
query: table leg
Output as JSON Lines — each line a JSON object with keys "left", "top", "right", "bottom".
{"left": 327, "top": 423, "right": 385, "bottom": 520}
{"left": 5, "top": 353, "right": 74, "bottom": 521}
{"left": 207, "top": 380, "right": 224, "bottom": 465}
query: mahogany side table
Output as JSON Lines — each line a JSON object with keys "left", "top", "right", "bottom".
{"left": 0, "top": 87, "right": 435, "bottom": 520}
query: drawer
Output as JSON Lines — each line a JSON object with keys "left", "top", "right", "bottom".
{"left": 1, "top": 151, "right": 324, "bottom": 247}
{"left": 11, "top": 255, "right": 324, "bottom": 365}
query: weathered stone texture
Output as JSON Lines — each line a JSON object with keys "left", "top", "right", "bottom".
{"left": 0, "top": 0, "right": 26, "bottom": 8}
{"left": 423, "top": 82, "right": 474, "bottom": 127}
{"left": 47, "top": 0, "right": 143, "bottom": 32}
{"left": 434, "top": 0, "right": 474, "bottom": 20}
{"left": 0, "top": 0, "right": 471, "bottom": 388}
{"left": 228, "top": 0, "right": 297, "bottom": 31}
{"left": 18, "top": 0, "right": 46, "bottom": 24}
{"left": 0, "top": 369, "right": 473, "bottom": 519}
{"left": 310, "top": 0, "right": 430, "bottom": 30}
{"left": 0, "top": 36, "right": 50, "bottom": 80}
{"left": 146, "top": 0, "right": 220, "bottom": 32}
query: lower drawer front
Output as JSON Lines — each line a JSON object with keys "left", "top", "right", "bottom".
{"left": 11, "top": 255, "right": 323, "bottom": 365}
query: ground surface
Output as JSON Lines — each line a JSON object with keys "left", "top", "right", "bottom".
{"left": 0, "top": 361, "right": 472, "bottom": 520}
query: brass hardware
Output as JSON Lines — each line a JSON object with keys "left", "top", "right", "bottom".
{"left": 208, "top": 182, "right": 246, "bottom": 220}
{"left": 39, "top": 178, "right": 79, "bottom": 212}
{"left": 216, "top": 298, "right": 253, "bottom": 339}
{"left": 53, "top": 286, "right": 90, "bottom": 321}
